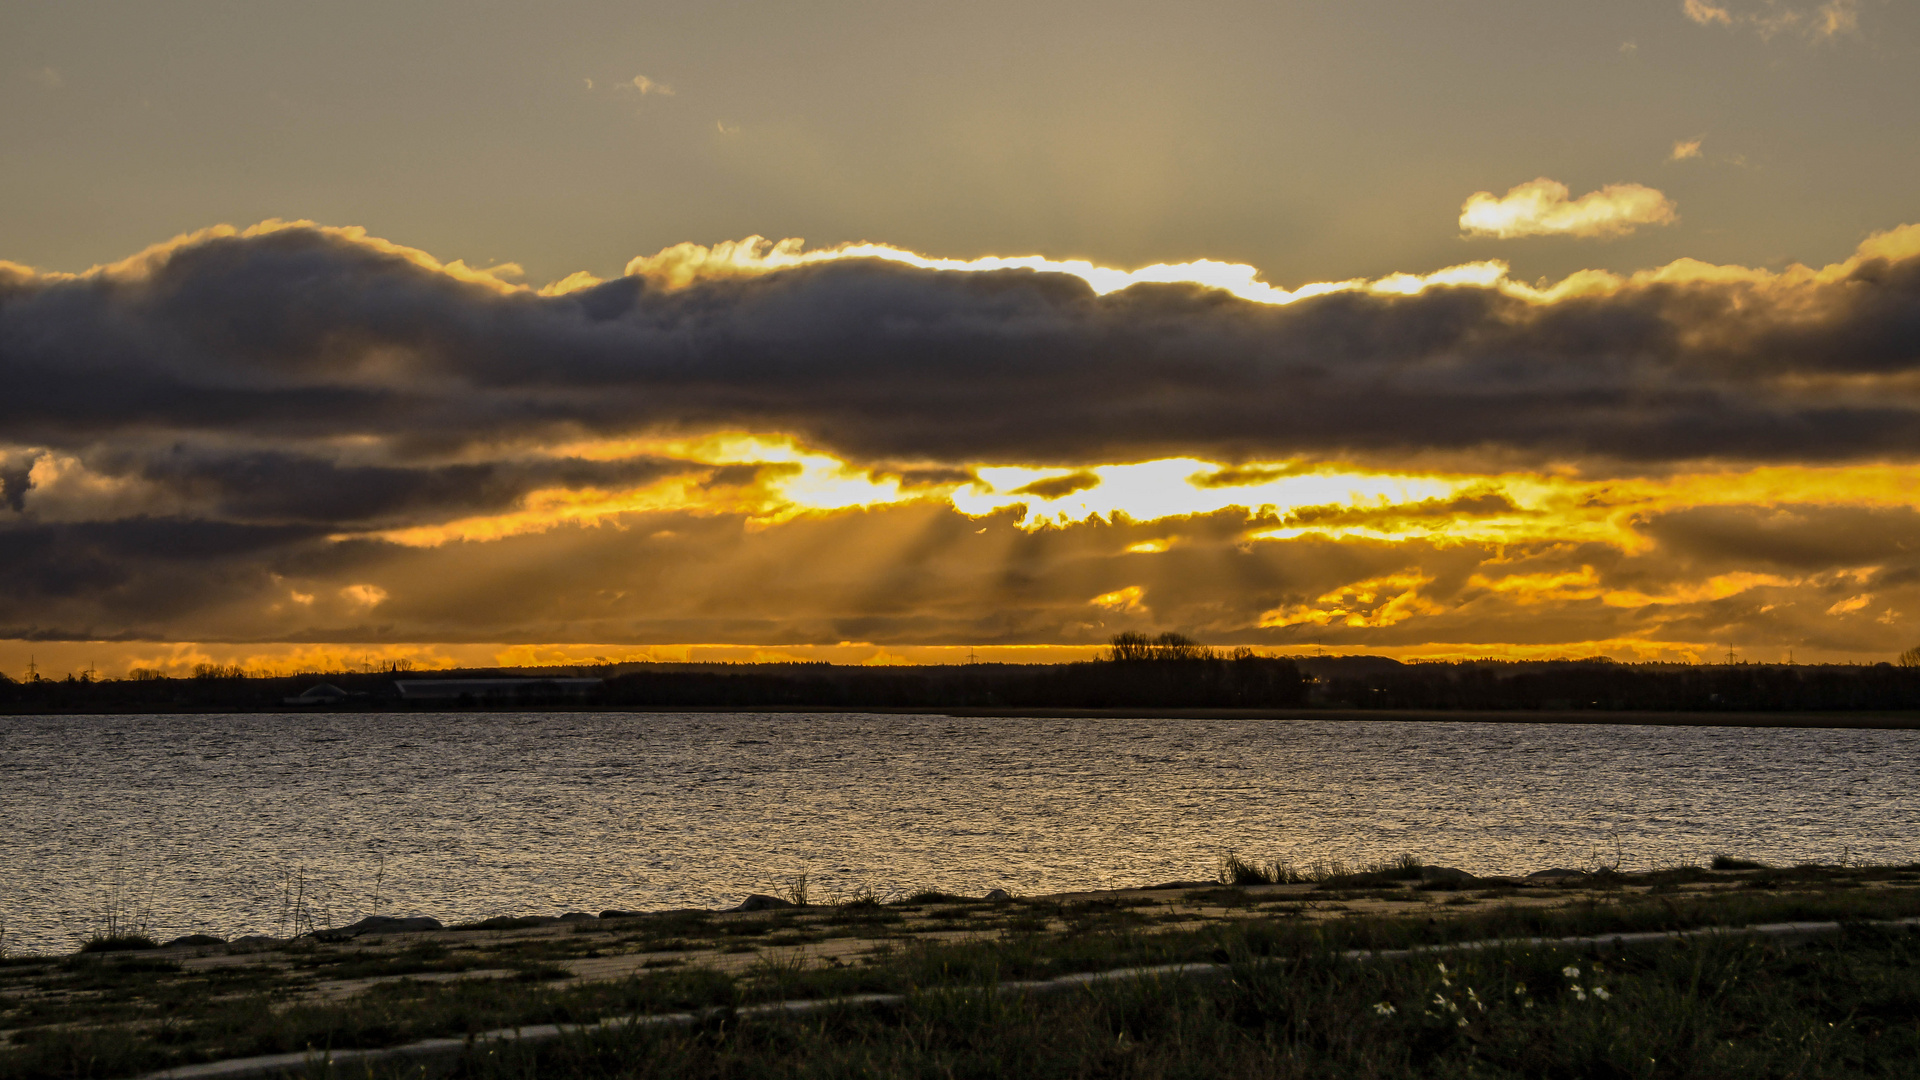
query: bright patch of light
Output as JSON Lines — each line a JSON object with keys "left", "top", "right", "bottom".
{"left": 957, "top": 459, "right": 1461, "bottom": 524}
{"left": 623, "top": 236, "right": 1519, "bottom": 307}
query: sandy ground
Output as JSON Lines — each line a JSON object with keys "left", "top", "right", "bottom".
{"left": 132, "top": 871, "right": 1901, "bottom": 996}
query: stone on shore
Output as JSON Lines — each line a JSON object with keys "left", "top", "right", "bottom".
{"left": 1526, "top": 868, "right": 1588, "bottom": 882}
{"left": 984, "top": 888, "right": 1013, "bottom": 901}
{"left": 730, "top": 894, "right": 795, "bottom": 912}
{"left": 316, "top": 915, "right": 444, "bottom": 940}
{"left": 1419, "top": 866, "right": 1475, "bottom": 884}
{"left": 462, "top": 915, "right": 560, "bottom": 931}
{"left": 164, "top": 934, "right": 226, "bottom": 947}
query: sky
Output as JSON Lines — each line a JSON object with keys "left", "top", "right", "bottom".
{"left": 2, "top": 0, "right": 1918, "bottom": 677}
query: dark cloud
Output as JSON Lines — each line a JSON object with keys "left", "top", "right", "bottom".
{"left": 869, "top": 464, "right": 978, "bottom": 489}
{"left": 1012, "top": 470, "right": 1102, "bottom": 499}
{"left": 1637, "top": 504, "right": 1920, "bottom": 574}
{"left": 0, "top": 462, "right": 30, "bottom": 512}
{"left": 4, "top": 225, "right": 1920, "bottom": 472}
{"left": 1190, "top": 463, "right": 1315, "bottom": 488}
{"left": 107, "top": 449, "right": 699, "bottom": 528}
{"left": 1284, "top": 490, "right": 1522, "bottom": 528}
{"left": 0, "top": 517, "right": 329, "bottom": 632}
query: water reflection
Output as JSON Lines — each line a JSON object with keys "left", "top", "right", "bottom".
{"left": 0, "top": 712, "right": 1914, "bottom": 954}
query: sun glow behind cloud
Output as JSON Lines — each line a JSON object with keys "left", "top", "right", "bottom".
{"left": 542, "top": 221, "right": 1920, "bottom": 322}
{"left": 9, "top": 219, "right": 1920, "bottom": 673}
{"left": 345, "top": 429, "right": 1920, "bottom": 566}
{"left": 612, "top": 234, "right": 1517, "bottom": 307}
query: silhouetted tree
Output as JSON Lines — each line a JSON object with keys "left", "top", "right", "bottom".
{"left": 1106, "top": 632, "right": 1214, "bottom": 662}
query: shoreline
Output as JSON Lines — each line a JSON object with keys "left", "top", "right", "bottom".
{"left": 5, "top": 705, "right": 1920, "bottom": 728}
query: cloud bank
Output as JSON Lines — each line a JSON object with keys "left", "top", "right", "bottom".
{"left": 5, "top": 219, "right": 1919, "bottom": 471}
{"left": 2, "top": 221, "right": 1919, "bottom": 661}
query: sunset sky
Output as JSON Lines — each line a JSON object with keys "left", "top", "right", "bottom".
{"left": 3, "top": 0, "right": 1919, "bottom": 677}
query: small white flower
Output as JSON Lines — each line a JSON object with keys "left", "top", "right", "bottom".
{"left": 1467, "top": 987, "right": 1485, "bottom": 1012}
{"left": 1593, "top": 986, "right": 1611, "bottom": 1001}
{"left": 1373, "top": 1002, "right": 1396, "bottom": 1016}
{"left": 1562, "top": 965, "right": 1581, "bottom": 979}
{"left": 1457, "top": 1017, "right": 1469, "bottom": 1028}
{"left": 1572, "top": 986, "right": 1587, "bottom": 1002}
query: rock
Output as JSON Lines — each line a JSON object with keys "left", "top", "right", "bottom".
{"left": 164, "top": 933, "right": 226, "bottom": 947}
{"left": 228, "top": 935, "right": 284, "bottom": 949}
{"left": 316, "top": 915, "right": 444, "bottom": 940}
{"left": 460, "top": 915, "right": 559, "bottom": 931}
{"left": 1142, "top": 881, "right": 1215, "bottom": 891}
{"left": 1419, "top": 866, "right": 1475, "bottom": 884}
{"left": 1525, "top": 868, "right": 1588, "bottom": 882}
{"left": 984, "top": 888, "right": 1013, "bottom": 901}
{"left": 557, "top": 912, "right": 597, "bottom": 922}
{"left": 729, "top": 894, "right": 794, "bottom": 912}
{"left": 599, "top": 909, "right": 644, "bottom": 920}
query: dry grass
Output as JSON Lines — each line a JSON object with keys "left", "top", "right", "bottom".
{"left": 2, "top": 861, "right": 1918, "bottom": 1078}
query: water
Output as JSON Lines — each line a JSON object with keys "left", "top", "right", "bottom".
{"left": 1, "top": 711, "right": 1915, "bottom": 955}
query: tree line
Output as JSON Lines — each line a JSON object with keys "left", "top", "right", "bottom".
{"left": 2, "top": 636, "right": 1919, "bottom": 713}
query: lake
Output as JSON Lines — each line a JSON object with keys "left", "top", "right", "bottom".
{"left": 1, "top": 711, "right": 1915, "bottom": 955}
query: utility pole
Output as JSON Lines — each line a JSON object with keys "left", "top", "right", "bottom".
{"left": 26, "top": 654, "right": 36, "bottom": 682}
{"left": 968, "top": 646, "right": 977, "bottom": 666}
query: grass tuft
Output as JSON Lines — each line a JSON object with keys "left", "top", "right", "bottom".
{"left": 77, "top": 934, "right": 159, "bottom": 953}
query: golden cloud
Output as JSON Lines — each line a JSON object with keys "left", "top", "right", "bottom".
{"left": 1260, "top": 572, "right": 1442, "bottom": 630}
{"left": 1090, "top": 585, "right": 1149, "bottom": 615}
{"left": 1459, "top": 178, "right": 1678, "bottom": 240}
{"left": 1684, "top": 0, "right": 1859, "bottom": 40}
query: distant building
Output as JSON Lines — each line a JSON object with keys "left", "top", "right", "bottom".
{"left": 284, "top": 683, "right": 350, "bottom": 705}
{"left": 393, "top": 677, "right": 603, "bottom": 704}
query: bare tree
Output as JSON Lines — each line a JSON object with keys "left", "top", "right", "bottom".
{"left": 1107, "top": 632, "right": 1217, "bottom": 662}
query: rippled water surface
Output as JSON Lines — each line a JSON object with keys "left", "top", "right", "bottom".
{"left": 2, "top": 711, "right": 1916, "bottom": 954}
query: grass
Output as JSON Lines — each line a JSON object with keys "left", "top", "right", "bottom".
{"left": 1218, "top": 851, "right": 1429, "bottom": 887}
{"left": 75, "top": 934, "right": 158, "bottom": 954}
{"left": 399, "top": 925, "right": 1920, "bottom": 1080}
{"left": 3, "top": 863, "right": 1919, "bottom": 1078}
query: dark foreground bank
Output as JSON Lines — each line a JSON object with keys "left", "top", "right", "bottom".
{"left": 5, "top": 861, "right": 1919, "bottom": 1079}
